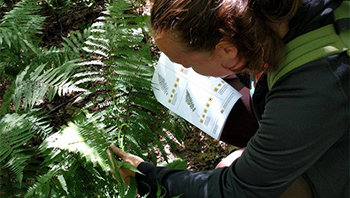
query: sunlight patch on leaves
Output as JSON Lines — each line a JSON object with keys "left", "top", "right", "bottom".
{"left": 45, "top": 122, "right": 110, "bottom": 172}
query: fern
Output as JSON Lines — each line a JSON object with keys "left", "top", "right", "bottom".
{"left": 26, "top": 113, "right": 139, "bottom": 197}
{"left": 4, "top": 146, "right": 35, "bottom": 187}
{"left": 0, "top": 0, "right": 44, "bottom": 42}
{"left": 61, "top": 28, "right": 92, "bottom": 59}
{"left": 12, "top": 60, "right": 85, "bottom": 112}
{"left": 0, "top": 111, "right": 54, "bottom": 197}
{"left": 0, "top": 0, "right": 45, "bottom": 79}
{"left": 0, "top": 113, "right": 33, "bottom": 162}
{"left": 74, "top": 1, "right": 186, "bottom": 158}
{"left": 0, "top": 0, "right": 189, "bottom": 197}
{"left": 24, "top": 167, "right": 60, "bottom": 198}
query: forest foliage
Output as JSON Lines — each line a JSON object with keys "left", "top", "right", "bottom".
{"left": 0, "top": 0, "right": 188, "bottom": 197}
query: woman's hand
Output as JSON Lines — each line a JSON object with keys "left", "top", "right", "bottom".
{"left": 108, "top": 145, "right": 144, "bottom": 185}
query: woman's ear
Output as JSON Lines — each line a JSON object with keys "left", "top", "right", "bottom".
{"left": 215, "top": 41, "right": 238, "bottom": 59}
{"left": 214, "top": 41, "right": 244, "bottom": 71}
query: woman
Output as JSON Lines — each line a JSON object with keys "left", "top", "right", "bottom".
{"left": 110, "top": 0, "right": 349, "bottom": 197}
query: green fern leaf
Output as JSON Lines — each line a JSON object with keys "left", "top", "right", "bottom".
{"left": 24, "top": 168, "right": 59, "bottom": 198}
{"left": 44, "top": 122, "right": 110, "bottom": 171}
{"left": 12, "top": 60, "right": 85, "bottom": 111}
{"left": 4, "top": 146, "right": 36, "bottom": 188}
{"left": 0, "top": 113, "right": 33, "bottom": 162}
{"left": 0, "top": 0, "right": 45, "bottom": 52}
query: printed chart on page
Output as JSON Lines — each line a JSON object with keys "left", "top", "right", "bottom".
{"left": 152, "top": 53, "right": 242, "bottom": 139}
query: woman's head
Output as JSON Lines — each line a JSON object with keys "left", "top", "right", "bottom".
{"left": 151, "top": 0, "right": 301, "bottom": 75}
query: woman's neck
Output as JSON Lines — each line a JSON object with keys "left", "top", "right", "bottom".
{"left": 273, "top": 20, "right": 290, "bottom": 38}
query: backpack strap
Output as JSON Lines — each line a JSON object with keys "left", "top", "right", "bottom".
{"left": 334, "top": 0, "right": 350, "bottom": 54}
{"left": 267, "top": 1, "right": 349, "bottom": 90}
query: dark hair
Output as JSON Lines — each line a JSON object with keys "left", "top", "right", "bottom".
{"left": 150, "top": 0, "right": 301, "bottom": 74}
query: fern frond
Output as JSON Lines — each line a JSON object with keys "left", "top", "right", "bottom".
{"left": 0, "top": 111, "right": 55, "bottom": 187}
{"left": 0, "top": 0, "right": 43, "bottom": 30}
{"left": 27, "top": 110, "right": 54, "bottom": 139}
{"left": 0, "top": 0, "right": 45, "bottom": 50}
{"left": 12, "top": 60, "right": 85, "bottom": 112}
{"left": 24, "top": 167, "right": 59, "bottom": 198}
{"left": 39, "top": 113, "right": 141, "bottom": 196}
{"left": 4, "top": 146, "right": 36, "bottom": 188}
{"left": 70, "top": 0, "right": 187, "bottom": 168}
{"left": 61, "top": 28, "right": 92, "bottom": 59}
{"left": 0, "top": 113, "right": 33, "bottom": 162}
{"left": 0, "top": 0, "right": 188, "bottom": 197}
{"left": 45, "top": 122, "right": 111, "bottom": 171}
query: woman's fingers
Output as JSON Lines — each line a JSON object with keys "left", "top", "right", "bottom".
{"left": 108, "top": 145, "right": 145, "bottom": 185}
{"left": 109, "top": 145, "right": 144, "bottom": 168}
{"left": 108, "top": 145, "right": 135, "bottom": 185}
{"left": 110, "top": 145, "right": 126, "bottom": 159}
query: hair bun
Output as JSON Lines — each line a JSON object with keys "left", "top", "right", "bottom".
{"left": 250, "top": 0, "right": 301, "bottom": 21}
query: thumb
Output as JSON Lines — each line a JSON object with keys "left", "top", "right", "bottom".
{"left": 109, "top": 145, "right": 144, "bottom": 168}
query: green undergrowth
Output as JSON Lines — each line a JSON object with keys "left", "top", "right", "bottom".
{"left": 0, "top": 0, "right": 188, "bottom": 197}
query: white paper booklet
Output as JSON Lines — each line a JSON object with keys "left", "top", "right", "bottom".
{"left": 152, "top": 53, "right": 242, "bottom": 140}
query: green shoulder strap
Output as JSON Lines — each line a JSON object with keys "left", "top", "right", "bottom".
{"left": 267, "top": 0, "right": 349, "bottom": 90}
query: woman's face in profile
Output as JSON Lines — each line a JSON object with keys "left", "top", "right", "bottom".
{"left": 155, "top": 34, "right": 245, "bottom": 77}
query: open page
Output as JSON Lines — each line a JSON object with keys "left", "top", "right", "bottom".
{"left": 152, "top": 53, "right": 242, "bottom": 140}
